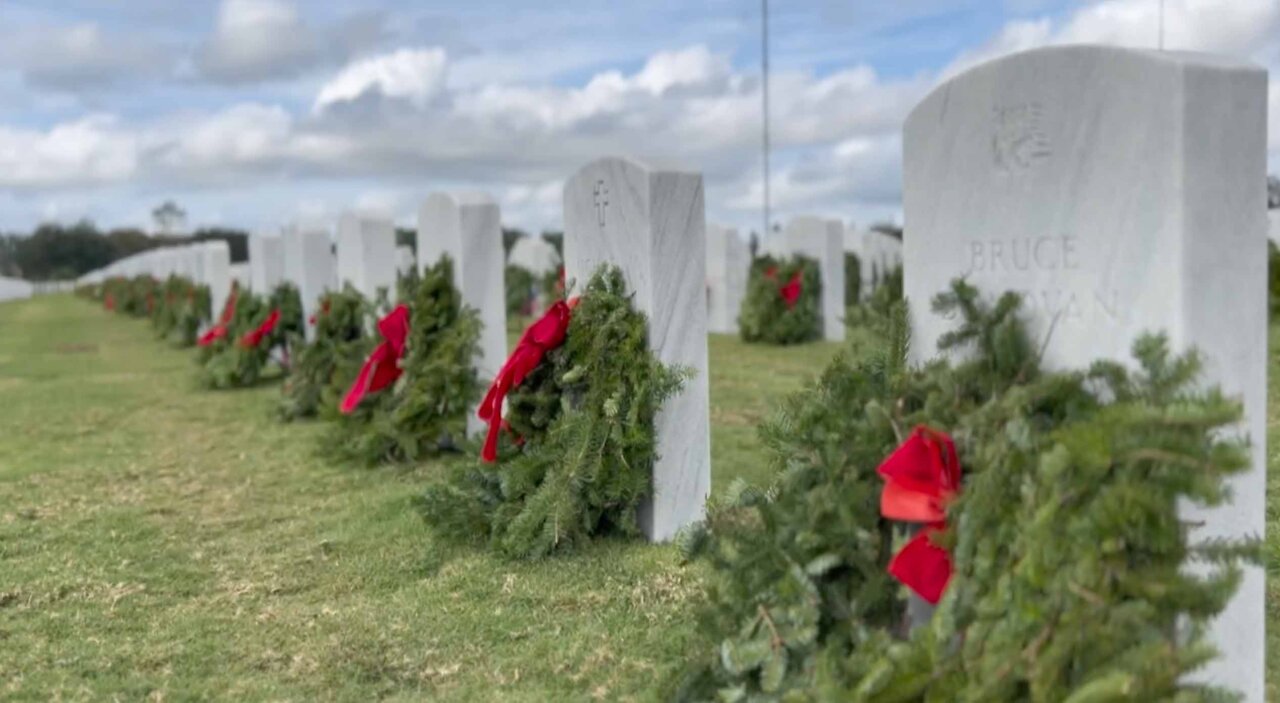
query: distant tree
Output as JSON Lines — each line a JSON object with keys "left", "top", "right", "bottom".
{"left": 13, "top": 221, "right": 115, "bottom": 280}
{"left": 152, "top": 201, "right": 187, "bottom": 236}
{"left": 191, "top": 227, "right": 249, "bottom": 263}
{"left": 541, "top": 231, "right": 564, "bottom": 260}
{"left": 502, "top": 227, "right": 527, "bottom": 257}
{"left": 0, "top": 234, "right": 20, "bottom": 277}
{"left": 106, "top": 227, "right": 157, "bottom": 260}
{"left": 395, "top": 227, "right": 417, "bottom": 253}
{"left": 1268, "top": 174, "right": 1279, "bottom": 209}
{"left": 869, "top": 222, "right": 903, "bottom": 241}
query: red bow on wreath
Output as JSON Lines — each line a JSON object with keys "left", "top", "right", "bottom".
{"left": 877, "top": 426, "right": 961, "bottom": 605}
{"left": 762, "top": 266, "right": 803, "bottom": 309}
{"left": 478, "top": 298, "right": 575, "bottom": 462}
{"left": 239, "top": 309, "right": 280, "bottom": 348}
{"left": 309, "top": 299, "right": 331, "bottom": 326}
{"left": 198, "top": 285, "right": 240, "bottom": 347}
{"left": 340, "top": 304, "right": 410, "bottom": 414}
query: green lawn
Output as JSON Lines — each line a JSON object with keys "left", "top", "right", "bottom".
{"left": 1, "top": 295, "right": 1275, "bottom": 701}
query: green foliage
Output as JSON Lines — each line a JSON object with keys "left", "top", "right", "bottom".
{"left": 1269, "top": 240, "right": 1280, "bottom": 318}
{"left": 506, "top": 264, "right": 537, "bottom": 317}
{"left": 845, "top": 252, "right": 862, "bottom": 306}
{"left": 278, "top": 285, "right": 375, "bottom": 421}
{"left": 196, "top": 283, "right": 304, "bottom": 389}
{"left": 418, "top": 265, "right": 688, "bottom": 559}
{"left": 677, "top": 280, "right": 1257, "bottom": 702}
{"left": 738, "top": 256, "right": 822, "bottom": 345}
{"left": 326, "top": 256, "right": 482, "bottom": 465}
{"left": 152, "top": 276, "right": 212, "bottom": 348}
{"left": 848, "top": 264, "right": 904, "bottom": 337}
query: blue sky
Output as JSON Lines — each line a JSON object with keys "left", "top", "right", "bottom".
{"left": 0, "top": 0, "right": 1275, "bottom": 235}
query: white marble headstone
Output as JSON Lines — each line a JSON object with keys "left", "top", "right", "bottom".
{"left": 395, "top": 245, "right": 415, "bottom": 278}
{"left": 200, "top": 240, "right": 232, "bottom": 322}
{"left": 282, "top": 226, "right": 336, "bottom": 341}
{"left": 507, "top": 236, "right": 560, "bottom": 276}
{"left": 0, "top": 276, "right": 33, "bottom": 303}
{"left": 903, "top": 45, "right": 1267, "bottom": 700}
{"left": 417, "top": 192, "right": 508, "bottom": 438}
{"left": 563, "top": 156, "right": 711, "bottom": 542}
{"left": 1268, "top": 209, "right": 1279, "bottom": 246}
{"left": 784, "top": 217, "right": 845, "bottom": 342}
{"left": 249, "top": 233, "right": 284, "bottom": 293}
{"left": 229, "top": 263, "right": 251, "bottom": 291}
{"left": 705, "top": 224, "right": 748, "bottom": 334}
{"left": 337, "top": 213, "right": 398, "bottom": 302}
{"left": 860, "top": 229, "right": 903, "bottom": 298}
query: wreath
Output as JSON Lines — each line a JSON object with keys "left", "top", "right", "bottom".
{"left": 196, "top": 283, "right": 303, "bottom": 389}
{"left": 277, "top": 284, "right": 374, "bottom": 421}
{"left": 738, "top": 256, "right": 822, "bottom": 345}
{"left": 417, "top": 265, "right": 689, "bottom": 559}
{"left": 673, "top": 280, "right": 1258, "bottom": 701}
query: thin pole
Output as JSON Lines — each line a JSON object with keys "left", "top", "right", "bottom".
{"left": 761, "top": 0, "right": 771, "bottom": 240}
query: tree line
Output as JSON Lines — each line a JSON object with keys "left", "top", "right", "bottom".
{"left": 0, "top": 222, "right": 250, "bottom": 281}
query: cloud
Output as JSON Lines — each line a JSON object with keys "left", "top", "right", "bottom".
{"left": 0, "top": 22, "right": 172, "bottom": 91}
{"left": 315, "top": 48, "right": 449, "bottom": 112}
{"left": 0, "top": 116, "right": 138, "bottom": 187}
{"left": 195, "top": 0, "right": 320, "bottom": 83}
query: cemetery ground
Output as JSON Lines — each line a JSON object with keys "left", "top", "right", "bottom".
{"left": 2, "top": 292, "right": 1277, "bottom": 701}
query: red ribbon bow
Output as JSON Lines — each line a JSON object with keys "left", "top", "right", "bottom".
{"left": 877, "top": 426, "right": 961, "bottom": 605}
{"left": 197, "top": 287, "right": 240, "bottom": 347}
{"left": 239, "top": 309, "right": 280, "bottom": 348}
{"left": 340, "top": 304, "right": 410, "bottom": 414}
{"left": 478, "top": 299, "right": 574, "bottom": 462}
{"left": 779, "top": 272, "right": 803, "bottom": 309}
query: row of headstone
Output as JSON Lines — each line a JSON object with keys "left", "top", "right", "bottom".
{"left": 705, "top": 224, "right": 748, "bottom": 334}
{"left": 848, "top": 228, "right": 903, "bottom": 299}
{"left": 68, "top": 49, "right": 1268, "bottom": 701}
{"left": 78, "top": 240, "right": 235, "bottom": 322}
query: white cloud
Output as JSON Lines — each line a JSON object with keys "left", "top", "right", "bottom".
{"left": 0, "top": 116, "right": 138, "bottom": 187}
{"left": 196, "top": 0, "right": 322, "bottom": 83}
{"left": 0, "top": 22, "right": 171, "bottom": 91}
{"left": 315, "top": 48, "right": 449, "bottom": 112}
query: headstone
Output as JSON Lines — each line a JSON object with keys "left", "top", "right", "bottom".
{"left": 861, "top": 229, "right": 903, "bottom": 298}
{"left": 0, "top": 276, "right": 33, "bottom": 303}
{"left": 705, "top": 224, "right": 748, "bottom": 334}
{"left": 200, "top": 241, "right": 232, "bottom": 322}
{"left": 903, "top": 45, "right": 1267, "bottom": 700}
{"left": 1268, "top": 209, "right": 1280, "bottom": 246}
{"left": 563, "top": 156, "right": 711, "bottom": 542}
{"left": 784, "top": 217, "right": 845, "bottom": 342}
{"left": 228, "top": 263, "right": 251, "bottom": 290}
{"left": 336, "top": 213, "right": 397, "bottom": 302}
{"left": 507, "top": 236, "right": 560, "bottom": 275}
{"left": 395, "top": 245, "right": 415, "bottom": 277}
{"left": 418, "top": 193, "right": 508, "bottom": 437}
{"left": 249, "top": 232, "right": 284, "bottom": 293}
{"left": 282, "top": 226, "right": 336, "bottom": 341}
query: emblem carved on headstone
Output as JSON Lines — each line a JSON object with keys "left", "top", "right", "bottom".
{"left": 593, "top": 180, "right": 609, "bottom": 227}
{"left": 991, "top": 102, "right": 1051, "bottom": 174}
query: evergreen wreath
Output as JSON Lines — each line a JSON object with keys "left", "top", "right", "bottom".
{"left": 674, "top": 280, "right": 1258, "bottom": 702}
{"left": 738, "top": 255, "right": 822, "bottom": 345}
{"left": 325, "top": 256, "right": 482, "bottom": 465}
{"left": 277, "top": 284, "right": 374, "bottom": 421}
{"left": 416, "top": 265, "right": 689, "bottom": 559}
{"left": 196, "top": 283, "right": 303, "bottom": 389}
{"left": 151, "top": 276, "right": 211, "bottom": 348}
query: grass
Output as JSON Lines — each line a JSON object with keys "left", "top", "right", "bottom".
{"left": 4, "top": 294, "right": 1276, "bottom": 701}
{"left": 0, "top": 295, "right": 846, "bottom": 701}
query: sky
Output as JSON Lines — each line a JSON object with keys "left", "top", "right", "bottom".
{"left": 0, "top": 0, "right": 1277, "bottom": 236}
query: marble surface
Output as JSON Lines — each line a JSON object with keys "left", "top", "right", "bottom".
{"left": 904, "top": 45, "right": 1268, "bottom": 700}
{"left": 229, "top": 263, "right": 250, "bottom": 290}
{"left": 563, "top": 156, "right": 711, "bottom": 542}
{"left": 418, "top": 192, "right": 508, "bottom": 438}
{"left": 337, "top": 213, "right": 398, "bottom": 302}
{"left": 201, "top": 241, "right": 232, "bottom": 324}
{"left": 705, "top": 224, "right": 748, "bottom": 334}
{"left": 784, "top": 217, "right": 846, "bottom": 342}
{"left": 0, "top": 275, "right": 33, "bottom": 303}
{"left": 1268, "top": 209, "right": 1280, "bottom": 246}
{"left": 395, "top": 245, "right": 415, "bottom": 277}
{"left": 282, "top": 227, "right": 336, "bottom": 342}
{"left": 507, "top": 236, "right": 560, "bottom": 275}
{"left": 248, "top": 233, "right": 284, "bottom": 293}
{"left": 859, "top": 230, "right": 903, "bottom": 299}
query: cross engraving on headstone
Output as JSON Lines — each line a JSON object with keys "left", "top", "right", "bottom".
{"left": 593, "top": 180, "right": 609, "bottom": 227}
